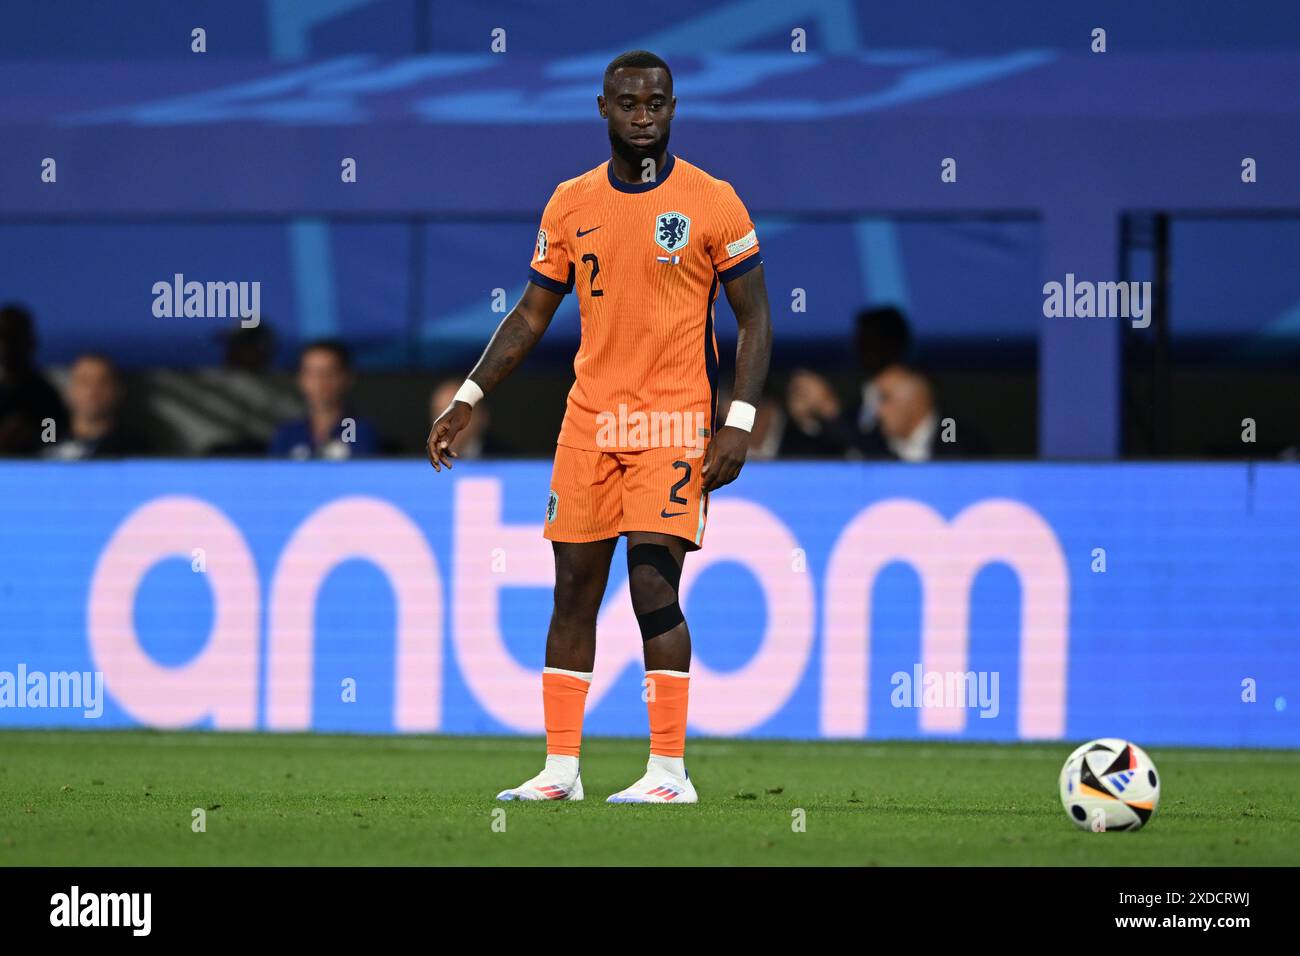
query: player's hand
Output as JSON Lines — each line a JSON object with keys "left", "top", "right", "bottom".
{"left": 426, "top": 402, "right": 472, "bottom": 472}
{"left": 701, "top": 425, "right": 749, "bottom": 493}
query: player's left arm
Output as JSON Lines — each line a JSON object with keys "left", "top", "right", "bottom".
{"left": 703, "top": 263, "right": 772, "bottom": 492}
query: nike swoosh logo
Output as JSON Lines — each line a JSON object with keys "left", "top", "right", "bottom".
{"left": 576, "top": 226, "right": 602, "bottom": 237}
{"left": 660, "top": 509, "right": 687, "bottom": 518}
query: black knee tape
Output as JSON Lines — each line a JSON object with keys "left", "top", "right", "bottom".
{"left": 627, "top": 543, "right": 681, "bottom": 591}
{"left": 628, "top": 543, "right": 684, "bottom": 640}
{"left": 637, "top": 601, "right": 684, "bottom": 641}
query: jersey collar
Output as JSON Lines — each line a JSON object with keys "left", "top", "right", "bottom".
{"left": 606, "top": 151, "right": 675, "bottom": 193}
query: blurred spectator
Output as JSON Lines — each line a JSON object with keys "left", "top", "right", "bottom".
{"left": 46, "top": 354, "right": 150, "bottom": 460}
{"left": 778, "top": 368, "right": 845, "bottom": 457}
{"left": 871, "top": 363, "right": 941, "bottom": 461}
{"left": 270, "top": 340, "right": 380, "bottom": 459}
{"left": 203, "top": 321, "right": 296, "bottom": 455}
{"left": 0, "top": 304, "right": 67, "bottom": 456}
{"left": 777, "top": 305, "right": 914, "bottom": 457}
{"left": 852, "top": 305, "right": 912, "bottom": 433}
{"left": 221, "top": 323, "right": 278, "bottom": 373}
{"left": 430, "top": 377, "right": 504, "bottom": 459}
{"left": 867, "top": 363, "right": 983, "bottom": 461}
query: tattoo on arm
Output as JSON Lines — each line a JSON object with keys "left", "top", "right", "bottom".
{"left": 464, "top": 284, "right": 563, "bottom": 393}
{"left": 468, "top": 312, "right": 539, "bottom": 392}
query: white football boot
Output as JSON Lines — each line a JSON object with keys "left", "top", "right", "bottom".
{"left": 606, "top": 754, "right": 698, "bottom": 804}
{"left": 496, "top": 755, "right": 584, "bottom": 801}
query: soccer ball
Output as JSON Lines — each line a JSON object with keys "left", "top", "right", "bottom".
{"left": 1059, "top": 738, "right": 1160, "bottom": 832}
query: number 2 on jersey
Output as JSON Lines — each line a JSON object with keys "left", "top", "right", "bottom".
{"left": 581, "top": 253, "right": 604, "bottom": 297}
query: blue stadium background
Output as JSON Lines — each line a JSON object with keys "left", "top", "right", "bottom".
{"left": 3, "top": 0, "right": 1299, "bottom": 455}
{"left": 0, "top": 1, "right": 1297, "bottom": 746}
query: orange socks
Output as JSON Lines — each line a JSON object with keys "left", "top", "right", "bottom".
{"left": 542, "top": 667, "right": 592, "bottom": 757}
{"left": 543, "top": 667, "right": 690, "bottom": 759}
{"left": 645, "top": 669, "right": 690, "bottom": 758}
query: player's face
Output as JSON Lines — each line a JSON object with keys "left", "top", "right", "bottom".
{"left": 599, "top": 68, "right": 674, "bottom": 163}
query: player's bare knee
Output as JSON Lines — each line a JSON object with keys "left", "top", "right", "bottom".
{"left": 552, "top": 573, "right": 603, "bottom": 624}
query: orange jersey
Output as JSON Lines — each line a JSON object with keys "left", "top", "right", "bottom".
{"left": 528, "top": 153, "right": 762, "bottom": 452}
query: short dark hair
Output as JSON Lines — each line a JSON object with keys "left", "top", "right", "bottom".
{"left": 299, "top": 338, "right": 352, "bottom": 371}
{"left": 0, "top": 303, "right": 36, "bottom": 357}
{"left": 855, "top": 305, "right": 911, "bottom": 373}
{"left": 604, "top": 50, "right": 673, "bottom": 94}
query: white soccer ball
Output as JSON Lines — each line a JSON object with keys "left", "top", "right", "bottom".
{"left": 1059, "top": 738, "right": 1160, "bottom": 832}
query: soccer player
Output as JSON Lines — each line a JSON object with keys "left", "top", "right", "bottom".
{"left": 428, "top": 50, "right": 771, "bottom": 804}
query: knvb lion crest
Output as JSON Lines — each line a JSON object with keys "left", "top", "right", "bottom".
{"left": 655, "top": 211, "right": 690, "bottom": 252}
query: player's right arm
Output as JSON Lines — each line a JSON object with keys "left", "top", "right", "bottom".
{"left": 426, "top": 281, "right": 565, "bottom": 471}
{"left": 428, "top": 186, "right": 573, "bottom": 471}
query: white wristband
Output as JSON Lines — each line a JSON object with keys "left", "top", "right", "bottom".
{"left": 453, "top": 379, "right": 484, "bottom": 408}
{"left": 724, "top": 400, "right": 757, "bottom": 433}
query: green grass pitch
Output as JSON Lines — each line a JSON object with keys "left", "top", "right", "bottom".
{"left": 2, "top": 730, "right": 1297, "bottom": 866}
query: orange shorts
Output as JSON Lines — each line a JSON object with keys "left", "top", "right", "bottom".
{"left": 544, "top": 443, "right": 710, "bottom": 550}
